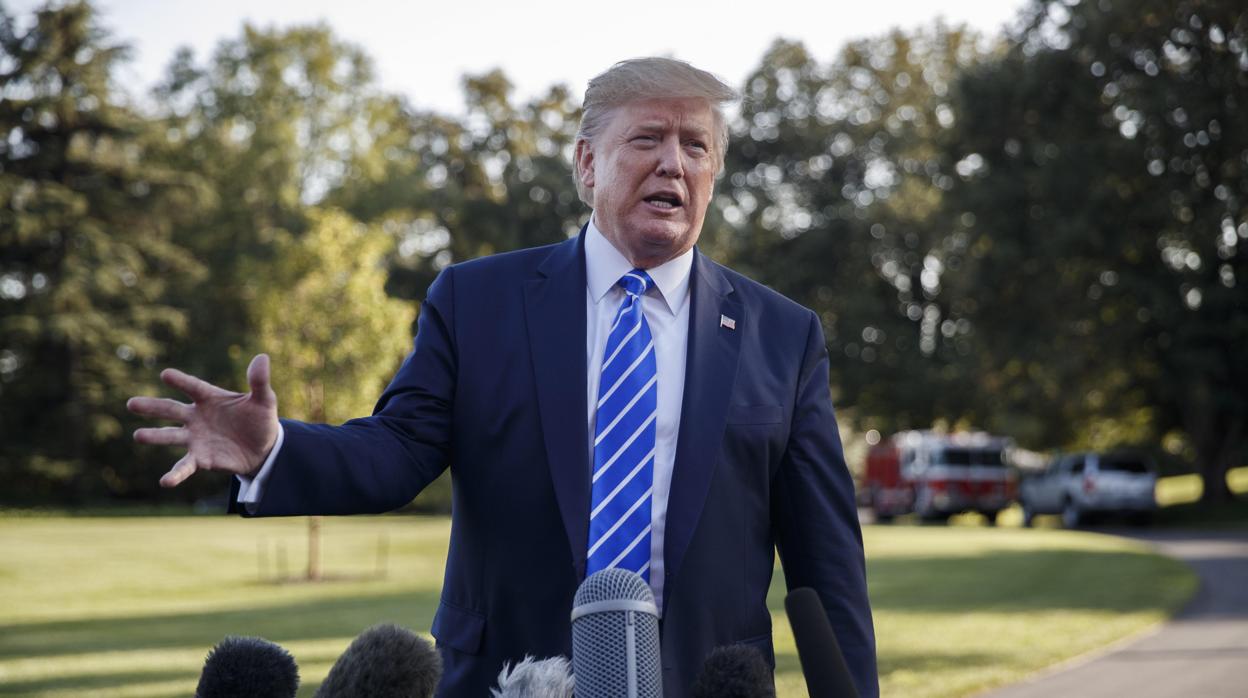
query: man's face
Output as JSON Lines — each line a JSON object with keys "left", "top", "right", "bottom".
{"left": 577, "top": 97, "right": 718, "bottom": 269}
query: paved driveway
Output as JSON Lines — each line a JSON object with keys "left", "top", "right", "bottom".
{"left": 978, "top": 528, "right": 1248, "bottom": 698}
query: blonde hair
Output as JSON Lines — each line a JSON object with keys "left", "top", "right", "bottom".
{"left": 574, "top": 57, "right": 738, "bottom": 207}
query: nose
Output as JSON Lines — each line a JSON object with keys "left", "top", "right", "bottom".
{"left": 655, "top": 137, "right": 684, "bottom": 178}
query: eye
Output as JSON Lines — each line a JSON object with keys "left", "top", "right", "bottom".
{"left": 685, "top": 139, "right": 709, "bottom": 154}
{"left": 631, "top": 134, "right": 658, "bottom": 145}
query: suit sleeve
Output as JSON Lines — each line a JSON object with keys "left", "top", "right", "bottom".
{"left": 772, "top": 310, "right": 879, "bottom": 698}
{"left": 232, "top": 265, "right": 459, "bottom": 517}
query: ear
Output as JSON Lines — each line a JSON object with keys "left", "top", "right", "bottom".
{"left": 574, "top": 139, "right": 595, "bottom": 189}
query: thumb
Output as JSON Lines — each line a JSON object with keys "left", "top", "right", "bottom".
{"left": 247, "top": 353, "right": 274, "bottom": 400}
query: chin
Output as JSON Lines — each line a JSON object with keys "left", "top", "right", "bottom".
{"left": 633, "top": 218, "right": 690, "bottom": 242}
{"left": 638, "top": 232, "right": 688, "bottom": 255}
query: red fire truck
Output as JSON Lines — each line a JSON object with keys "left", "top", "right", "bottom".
{"left": 862, "top": 431, "right": 1017, "bottom": 524}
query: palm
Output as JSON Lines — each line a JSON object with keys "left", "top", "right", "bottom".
{"left": 190, "top": 389, "right": 276, "bottom": 469}
{"left": 128, "top": 354, "right": 280, "bottom": 487}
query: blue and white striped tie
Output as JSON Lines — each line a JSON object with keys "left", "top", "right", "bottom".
{"left": 587, "top": 269, "right": 657, "bottom": 582}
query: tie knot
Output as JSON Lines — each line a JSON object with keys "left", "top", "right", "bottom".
{"left": 618, "top": 269, "right": 652, "bottom": 298}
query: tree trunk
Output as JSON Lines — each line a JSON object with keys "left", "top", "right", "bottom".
{"left": 306, "top": 396, "right": 326, "bottom": 581}
{"left": 1198, "top": 459, "right": 1232, "bottom": 506}
{"left": 307, "top": 515, "right": 322, "bottom": 581}
{"left": 1197, "top": 417, "right": 1242, "bottom": 506}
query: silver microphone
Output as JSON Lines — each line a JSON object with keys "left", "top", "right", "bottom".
{"left": 570, "top": 568, "right": 663, "bottom": 697}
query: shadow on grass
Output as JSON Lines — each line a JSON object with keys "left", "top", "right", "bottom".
{"left": 766, "top": 548, "right": 1192, "bottom": 616}
{"left": 774, "top": 646, "right": 996, "bottom": 680}
{"left": 0, "top": 669, "right": 192, "bottom": 695}
{"left": 865, "top": 549, "right": 1192, "bottom": 614}
{"left": 1155, "top": 495, "right": 1248, "bottom": 529}
{"left": 874, "top": 649, "right": 1002, "bottom": 676}
{"left": 0, "top": 589, "right": 439, "bottom": 660}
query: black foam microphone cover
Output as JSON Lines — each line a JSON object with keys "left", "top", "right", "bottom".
{"left": 784, "top": 587, "right": 860, "bottom": 698}
{"left": 691, "top": 644, "right": 775, "bottom": 698}
{"left": 314, "top": 623, "right": 441, "bottom": 698}
{"left": 196, "top": 635, "right": 299, "bottom": 698}
{"left": 571, "top": 568, "right": 662, "bottom": 698}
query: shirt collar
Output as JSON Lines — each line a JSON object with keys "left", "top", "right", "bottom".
{"left": 585, "top": 216, "right": 694, "bottom": 316}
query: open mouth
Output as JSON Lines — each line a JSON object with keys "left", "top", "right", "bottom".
{"left": 643, "top": 192, "right": 684, "bottom": 209}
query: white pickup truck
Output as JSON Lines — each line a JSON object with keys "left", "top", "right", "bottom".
{"left": 1020, "top": 452, "right": 1157, "bottom": 528}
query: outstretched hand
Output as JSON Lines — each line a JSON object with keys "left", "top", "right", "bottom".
{"left": 127, "top": 354, "right": 280, "bottom": 488}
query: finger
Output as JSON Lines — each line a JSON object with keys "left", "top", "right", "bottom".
{"left": 127, "top": 396, "right": 192, "bottom": 421}
{"left": 159, "top": 454, "right": 198, "bottom": 488}
{"left": 134, "top": 426, "right": 190, "bottom": 446}
{"left": 247, "top": 354, "right": 275, "bottom": 404}
{"left": 161, "top": 368, "right": 225, "bottom": 402}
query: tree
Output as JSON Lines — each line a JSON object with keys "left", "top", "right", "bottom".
{"left": 326, "top": 70, "right": 585, "bottom": 303}
{"left": 248, "top": 208, "right": 414, "bottom": 425}
{"left": 247, "top": 208, "right": 415, "bottom": 577}
{"left": 149, "top": 22, "right": 389, "bottom": 389}
{"left": 720, "top": 29, "right": 995, "bottom": 435}
{"left": 948, "top": 0, "right": 1247, "bottom": 502}
{"left": 0, "top": 1, "right": 204, "bottom": 501}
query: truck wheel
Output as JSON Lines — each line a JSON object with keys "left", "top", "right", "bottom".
{"left": 1022, "top": 503, "right": 1036, "bottom": 528}
{"left": 869, "top": 488, "right": 895, "bottom": 525}
{"left": 1061, "top": 499, "right": 1082, "bottom": 529}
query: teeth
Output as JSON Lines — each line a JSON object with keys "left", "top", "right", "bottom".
{"left": 649, "top": 199, "right": 676, "bottom": 208}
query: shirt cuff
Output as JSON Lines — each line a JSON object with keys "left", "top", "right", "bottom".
{"left": 236, "top": 423, "right": 285, "bottom": 513}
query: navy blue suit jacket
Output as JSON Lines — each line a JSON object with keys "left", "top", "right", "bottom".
{"left": 240, "top": 231, "right": 877, "bottom": 696}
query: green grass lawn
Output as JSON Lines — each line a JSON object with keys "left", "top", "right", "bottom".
{"left": 0, "top": 515, "right": 1194, "bottom": 697}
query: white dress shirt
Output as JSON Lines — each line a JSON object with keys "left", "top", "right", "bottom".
{"left": 239, "top": 217, "right": 693, "bottom": 607}
{"left": 583, "top": 217, "right": 691, "bottom": 609}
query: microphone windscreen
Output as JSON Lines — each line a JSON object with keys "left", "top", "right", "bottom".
{"left": 784, "top": 587, "right": 860, "bottom": 698}
{"left": 571, "top": 568, "right": 662, "bottom": 698}
{"left": 313, "top": 623, "right": 441, "bottom": 698}
{"left": 196, "top": 635, "right": 299, "bottom": 698}
{"left": 691, "top": 644, "right": 775, "bottom": 698}
{"left": 491, "top": 655, "right": 575, "bottom": 698}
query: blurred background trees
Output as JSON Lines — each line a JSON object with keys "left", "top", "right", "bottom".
{"left": 0, "top": 2, "right": 206, "bottom": 501}
{"left": 249, "top": 208, "right": 414, "bottom": 426}
{"left": 721, "top": 27, "right": 993, "bottom": 436}
{"left": 2, "top": 0, "right": 1244, "bottom": 507}
{"left": 943, "top": 0, "right": 1247, "bottom": 503}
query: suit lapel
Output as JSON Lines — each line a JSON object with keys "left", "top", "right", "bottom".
{"left": 664, "top": 249, "right": 743, "bottom": 585}
{"left": 524, "top": 231, "right": 590, "bottom": 578}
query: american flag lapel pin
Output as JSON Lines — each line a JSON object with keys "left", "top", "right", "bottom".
{"left": 720, "top": 314, "right": 737, "bottom": 330}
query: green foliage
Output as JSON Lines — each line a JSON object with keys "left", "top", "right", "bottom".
{"left": 247, "top": 208, "right": 415, "bottom": 424}
{"left": 945, "top": 0, "right": 1248, "bottom": 501}
{"left": 720, "top": 4, "right": 1247, "bottom": 503}
{"left": 720, "top": 28, "right": 997, "bottom": 431}
{"left": 132, "top": 21, "right": 417, "bottom": 504}
{"left": 0, "top": 1, "right": 206, "bottom": 502}
{"left": 148, "top": 21, "right": 391, "bottom": 392}
{"left": 326, "top": 70, "right": 585, "bottom": 302}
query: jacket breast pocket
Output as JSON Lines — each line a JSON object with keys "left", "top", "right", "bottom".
{"left": 726, "top": 404, "right": 784, "bottom": 426}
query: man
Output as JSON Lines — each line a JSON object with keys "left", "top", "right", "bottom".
{"left": 128, "top": 57, "right": 877, "bottom": 697}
